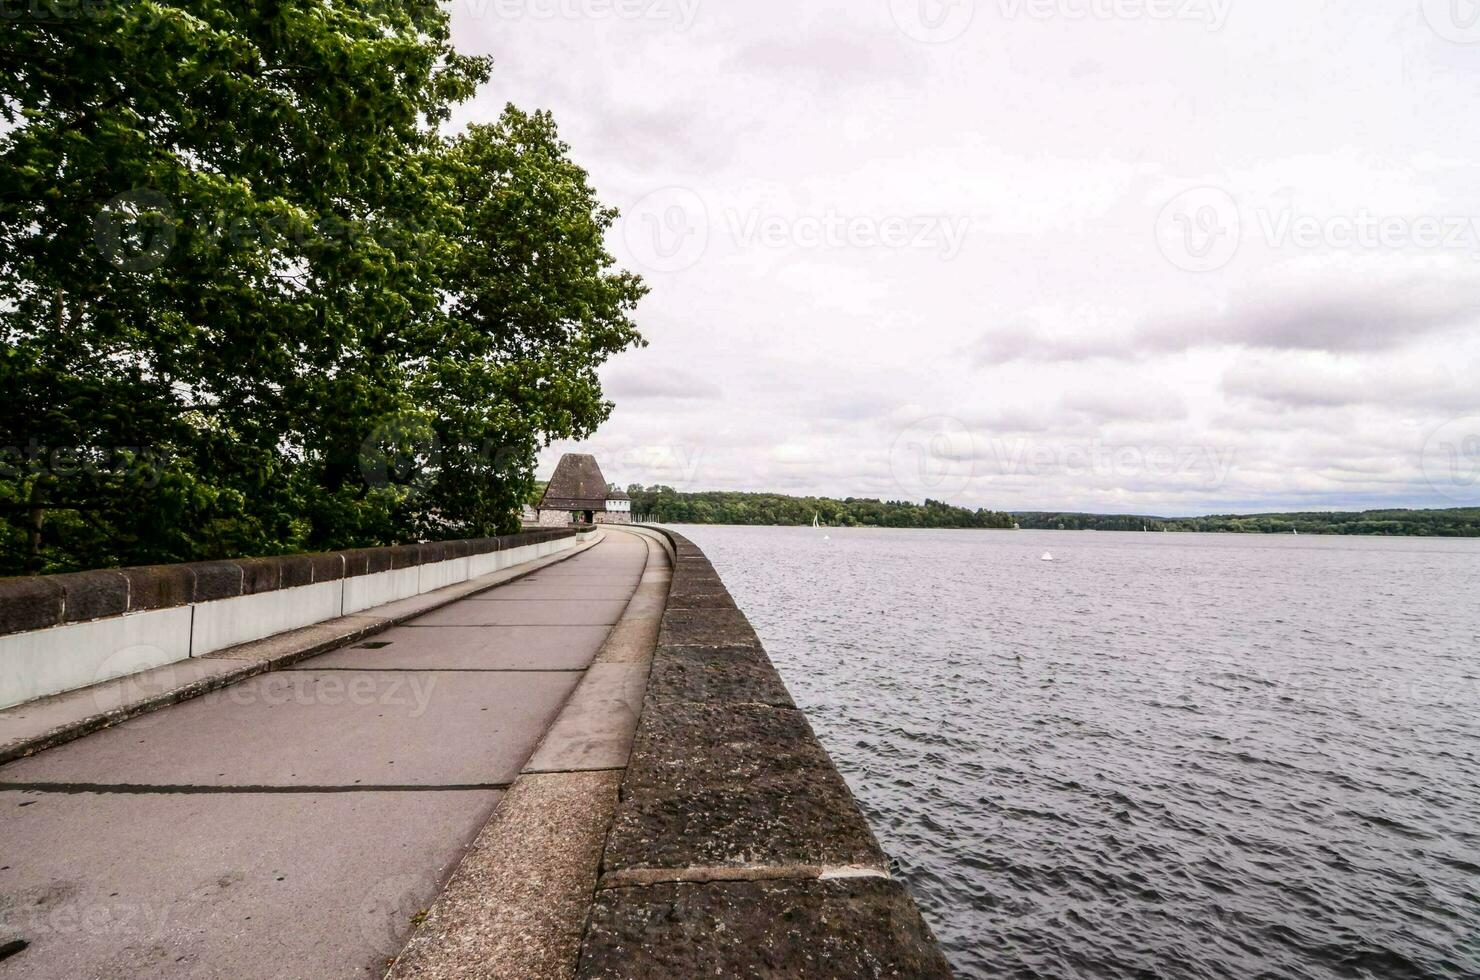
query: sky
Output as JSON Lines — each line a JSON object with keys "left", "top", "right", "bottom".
{"left": 449, "top": 0, "right": 1480, "bottom": 516}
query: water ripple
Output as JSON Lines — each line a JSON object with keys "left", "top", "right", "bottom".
{"left": 673, "top": 525, "right": 1480, "bottom": 979}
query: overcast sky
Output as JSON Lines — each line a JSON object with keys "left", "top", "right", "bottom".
{"left": 450, "top": 0, "right": 1480, "bottom": 516}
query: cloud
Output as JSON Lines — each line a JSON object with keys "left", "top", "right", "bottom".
{"left": 970, "top": 278, "right": 1480, "bottom": 365}
{"left": 726, "top": 32, "right": 919, "bottom": 86}
{"left": 602, "top": 366, "right": 723, "bottom": 401}
{"left": 968, "top": 327, "right": 1129, "bottom": 366}
{"left": 1142, "top": 278, "right": 1480, "bottom": 355}
{"left": 1220, "top": 355, "right": 1480, "bottom": 413}
{"left": 967, "top": 306, "right": 1137, "bottom": 366}
{"left": 1061, "top": 386, "right": 1189, "bottom": 423}
{"left": 457, "top": 4, "right": 1480, "bottom": 513}
{"left": 586, "top": 101, "right": 740, "bottom": 177}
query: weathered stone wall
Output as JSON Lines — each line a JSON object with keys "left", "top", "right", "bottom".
{"left": 0, "top": 529, "right": 579, "bottom": 709}
{"left": 575, "top": 528, "right": 953, "bottom": 977}
{"left": 537, "top": 509, "right": 573, "bottom": 528}
{"left": 593, "top": 512, "right": 631, "bottom": 525}
{"left": 0, "top": 529, "right": 577, "bottom": 637}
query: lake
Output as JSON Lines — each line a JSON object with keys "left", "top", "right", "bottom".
{"left": 665, "top": 525, "right": 1480, "bottom": 979}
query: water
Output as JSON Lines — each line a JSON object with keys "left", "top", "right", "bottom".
{"left": 665, "top": 525, "right": 1480, "bottom": 979}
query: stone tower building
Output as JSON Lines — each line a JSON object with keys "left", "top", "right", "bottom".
{"left": 536, "top": 454, "right": 633, "bottom": 527}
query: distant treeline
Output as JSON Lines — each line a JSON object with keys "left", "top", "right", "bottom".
{"left": 625, "top": 487, "right": 1015, "bottom": 529}
{"left": 1012, "top": 509, "right": 1480, "bottom": 537}
{"left": 620, "top": 488, "right": 1480, "bottom": 537}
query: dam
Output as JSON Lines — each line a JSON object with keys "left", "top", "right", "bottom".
{"left": 0, "top": 527, "right": 947, "bottom": 977}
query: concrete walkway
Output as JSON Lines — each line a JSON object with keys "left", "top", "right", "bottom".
{"left": 0, "top": 531, "right": 656, "bottom": 979}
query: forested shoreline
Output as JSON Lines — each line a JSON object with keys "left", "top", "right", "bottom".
{"left": 622, "top": 488, "right": 1480, "bottom": 537}
{"left": 1013, "top": 509, "right": 1480, "bottom": 537}
{"left": 623, "top": 487, "right": 1016, "bottom": 529}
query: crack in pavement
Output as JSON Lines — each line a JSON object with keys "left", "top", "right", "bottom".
{"left": 1, "top": 782, "right": 510, "bottom": 795}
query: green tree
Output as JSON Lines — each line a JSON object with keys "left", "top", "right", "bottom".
{"left": 0, "top": 1, "right": 643, "bottom": 573}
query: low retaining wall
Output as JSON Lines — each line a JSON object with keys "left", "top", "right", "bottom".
{"left": 0, "top": 530, "right": 579, "bottom": 709}
{"left": 576, "top": 528, "right": 952, "bottom": 977}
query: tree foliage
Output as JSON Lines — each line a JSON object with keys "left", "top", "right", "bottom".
{"left": 624, "top": 491, "right": 1480, "bottom": 537}
{"left": 1014, "top": 509, "right": 1480, "bottom": 537}
{"left": 0, "top": 0, "right": 645, "bottom": 573}
{"left": 626, "top": 487, "right": 1017, "bottom": 530}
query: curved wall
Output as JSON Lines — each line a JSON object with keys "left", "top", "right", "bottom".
{"left": 575, "top": 526, "right": 953, "bottom": 977}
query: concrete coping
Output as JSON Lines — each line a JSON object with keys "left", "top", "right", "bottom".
{"left": 0, "top": 529, "right": 580, "bottom": 638}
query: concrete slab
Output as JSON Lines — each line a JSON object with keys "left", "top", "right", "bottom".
{"left": 518, "top": 559, "right": 639, "bottom": 577}
{"left": 294, "top": 626, "right": 610, "bottom": 673}
{"left": 407, "top": 601, "right": 630, "bottom": 628}
{"left": 0, "top": 525, "right": 665, "bottom": 980}
{"left": 523, "top": 664, "right": 649, "bottom": 774}
{"left": 0, "top": 786, "right": 502, "bottom": 979}
{"left": 197, "top": 614, "right": 389, "bottom": 666}
{"left": 567, "top": 541, "right": 643, "bottom": 553}
{"left": 525, "top": 562, "right": 645, "bottom": 576}
{"left": 619, "top": 587, "right": 667, "bottom": 623}
{"left": 387, "top": 771, "right": 621, "bottom": 980}
{"left": 465, "top": 586, "right": 637, "bottom": 602}
{"left": 543, "top": 549, "right": 642, "bottom": 560}
{"left": 0, "top": 658, "right": 260, "bottom": 765}
{"left": 577, "top": 877, "right": 952, "bottom": 980}
{"left": 546, "top": 561, "right": 645, "bottom": 571}
{"left": 574, "top": 560, "right": 645, "bottom": 566}
{"left": 591, "top": 621, "right": 658, "bottom": 666}
{"left": 0, "top": 670, "right": 582, "bottom": 789}
{"left": 521, "top": 553, "right": 641, "bottom": 566}
{"left": 511, "top": 575, "right": 641, "bottom": 587}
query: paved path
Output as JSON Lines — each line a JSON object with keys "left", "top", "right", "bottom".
{"left": 0, "top": 532, "right": 653, "bottom": 978}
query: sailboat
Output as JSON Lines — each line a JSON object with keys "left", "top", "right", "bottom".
{"left": 812, "top": 512, "right": 821, "bottom": 529}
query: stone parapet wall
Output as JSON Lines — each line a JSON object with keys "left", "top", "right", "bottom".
{"left": 575, "top": 527, "right": 953, "bottom": 977}
{"left": 0, "top": 529, "right": 579, "bottom": 709}
{"left": 0, "top": 530, "right": 577, "bottom": 635}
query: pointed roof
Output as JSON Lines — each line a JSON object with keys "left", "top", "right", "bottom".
{"left": 539, "top": 454, "right": 612, "bottom": 511}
